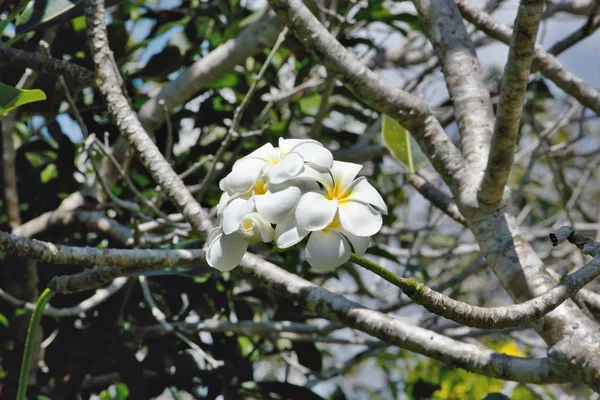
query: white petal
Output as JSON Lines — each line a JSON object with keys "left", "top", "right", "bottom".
{"left": 296, "top": 165, "right": 333, "bottom": 188}
{"left": 274, "top": 217, "right": 309, "bottom": 248}
{"left": 295, "top": 192, "right": 337, "bottom": 231}
{"left": 207, "top": 226, "right": 223, "bottom": 247}
{"left": 292, "top": 142, "right": 333, "bottom": 170}
{"left": 216, "top": 192, "right": 231, "bottom": 222}
{"left": 338, "top": 201, "right": 382, "bottom": 237}
{"left": 245, "top": 143, "right": 280, "bottom": 162}
{"left": 306, "top": 230, "right": 351, "bottom": 272}
{"left": 222, "top": 196, "right": 255, "bottom": 235}
{"left": 338, "top": 227, "right": 370, "bottom": 257}
{"left": 207, "top": 231, "right": 248, "bottom": 272}
{"left": 264, "top": 152, "right": 304, "bottom": 184}
{"left": 278, "top": 138, "right": 318, "bottom": 155}
{"left": 331, "top": 161, "right": 363, "bottom": 193}
{"left": 344, "top": 177, "right": 388, "bottom": 214}
{"left": 221, "top": 158, "right": 265, "bottom": 193}
{"left": 240, "top": 212, "right": 274, "bottom": 244}
{"left": 255, "top": 185, "right": 302, "bottom": 224}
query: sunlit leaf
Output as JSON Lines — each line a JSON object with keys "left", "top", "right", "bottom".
{"left": 381, "top": 114, "right": 414, "bottom": 172}
{"left": 0, "top": 81, "right": 46, "bottom": 115}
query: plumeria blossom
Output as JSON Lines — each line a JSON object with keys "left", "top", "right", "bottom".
{"left": 273, "top": 161, "right": 387, "bottom": 271}
{"left": 206, "top": 212, "right": 274, "bottom": 271}
{"left": 275, "top": 215, "right": 370, "bottom": 272}
{"left": 206, "top": 139, "right": 388, "bottom": 273}
{"left": 295, "top": 161, "right": 388, "bottom": 237}
{"left": 219, "top": 138, "right": 333, "bottom": 194}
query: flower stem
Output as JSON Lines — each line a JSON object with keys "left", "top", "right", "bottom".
{"left": 350, "top": 253, "right": 422, "bottom": 295}
{"left": 16, "top": 287, "right": 54, "bottom": 400}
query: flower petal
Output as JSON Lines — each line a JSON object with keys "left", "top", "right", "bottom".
{"left": 222, "top": 196, "right": 255, "bottom": 235}
{"left": 220, "top": 157, "right": 265, "bottom": 193}
{"left": 264, "top": 152, "right": 304, "bottom": 184}
{"left": 274, "top": 217, "right": 309, "bottom": 248}
{"left": 338, "top": 227, "right": 370, "bottom": 257}
{"left": 344, "top": 177, "right": 388, "bottom": 214}
{"left": 296, "top": 165, "right": 333, "bottom": 188}
{"left": 338, "top": 201, "right": 382, "bottom": 237}
{"left": 292, "top": 142, "right": 333, "bottom": 171}
{"left": 255, "top": 185, "right": 302, "bottom": 224}
{"left": 207, "top": 231, "right": 248, "bottom": 272}
{"left": 306, "top": 230, "right": 351, "bottom": 272}
{"left": 278, "top": 138, "right": 318, "bottom": 155}
{"left": 296, "top": 192, "right": 337, "bottom": 231}
{"left": 240, "top": 212, "right": 274, "bottom": 243}
{"left": 216, "top": 191, "right": 231, "bottom": 222}
{"left": 245, "top": 143, "right": 279, "bottom": 162}
{"left": 331, "top": 161, "right": 363, "bottom": 193}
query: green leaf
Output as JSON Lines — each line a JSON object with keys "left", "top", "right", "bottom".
{"left": 40, "top": 164, "right": 58, "bottom": 183}
{"left": 299, "top": 94, "right": 322, "bottom": 116}
{"left": 381, "top": 114, "right": 414, "bottom": 172}
{"left": 0, "top": 82, "right": 46, "bottom": 115}
{"left": 0, "top": 312, "right": 8, "bottom": 327}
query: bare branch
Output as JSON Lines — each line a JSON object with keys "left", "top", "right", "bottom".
{"left": 352, "top": 253, "right": 600, "bottom": 329}
{"left": 408, "top": 173, "right": 466, "bottom": 225}
{"left": 0, "top": 230, "right": 205, "bottom": 269}
{"left": 85, "top": 0, "right": 213, "bottom": 237}
{"left": 0, "top": 277, "right": 128, "bottom": 318}
{"left": 0, "top": 47, "right": 95, "bottom": 85}
{"left": 237, "top": 253, "right": 565, "bottom": 384}
{"left": 267, "top": 0, "right": 467, "bottom": 193}
{"left": 456, "top": 0, "right": 600, "bottom": 116}
{"left": 478, "top": 0, "right": 544, "bottom": 206}
{"left": 102, "top": 14, "right": 283, "bottom": 185}
{"left": 413, "top": 0, "right": 494, "bottom": 175}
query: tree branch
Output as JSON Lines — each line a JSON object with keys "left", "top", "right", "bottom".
{"left": 237, "top": 253, "right": 565, "bottom": 384}
{"left": 267, "top": 0, "right": 467, "bottom": 194}
{"left": 478, "top": 0, "right": 544, "bottom": 206}
{"left": 0, "top": 277, "right": 128, "bottom": 317}
{"left": 456, "top": 0, "right": 600, "bottom": 116}
{"left": 413, "top": 0, "right": 494, "bottom": 177}
{"left": 0, "top": 47, "right": 95, "bottom": 85}
{"left": 0, "top": 230, "right": 205, "bottom": 269}
{"left": 102, "top": 13, "right": 283, "bottom": 185}
{"left": 85, "top": 0, "right": 213, "bottom": 237}
{"left": 352, "top": 252, "right": 600, "bottom": 329}
{"left": 408, "top": 172, "right": 466, "bottom": 225}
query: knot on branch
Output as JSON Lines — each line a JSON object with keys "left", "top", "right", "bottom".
{"left": 550, "top": 226, "right": 597, "bottom": 255}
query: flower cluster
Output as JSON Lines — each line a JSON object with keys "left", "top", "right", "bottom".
{"left": 206, "top": 138, "right": 388, "bottom": 272}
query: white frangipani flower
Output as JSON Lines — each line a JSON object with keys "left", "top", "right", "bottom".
{"left": 221, "top": 177, "right": 305, "bottom": 233}
{"left": 294, "top": 161, "right": 388, "bottom": 238}
{"left": 275, "top": 215, "right": 370, "bottom": 272}
{"left": 219, "top": 138, "right": 333, "bottom": 193}
{"left": 206, "top": 212, "right": 274, "bottom": 271}
{"left": 206, "top": 139, "right": 388, "bottom": 273}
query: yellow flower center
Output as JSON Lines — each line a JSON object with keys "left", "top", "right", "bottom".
{"left": 253, "top": 180, "right": 268, "bottom": 195}
{"left": 323, "top": 215, "right": 341, "bottom": 232}
{"left": 325, "top": 182, "right": 349, "bottom": 202}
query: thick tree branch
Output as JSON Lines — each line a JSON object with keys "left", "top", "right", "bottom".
{"left": 478, "top": 0, "right": 544, "bottom": 206}
{"left": 267, "top": 0, "right": 467, "bottom": 193}
{"left": 413, "top": 0, "right": 494, "bottom": 177}
{"left": 102, "top": 14, "right": 283, "bottom": 185}
{"left": 456, "top": 0, "right": 600, "bottom": 116}
{"left": 0, "top": 230, "right": 205, "bottom": 269}
{"left": 85, "top": 0, "right": 213, "bottom": 237}
{"left": 352, "top": 252, "right": 600, "bottom": 329}
{"left": 0, "top": 47, "right": 95, "bottom": 85}
{"left": 238, "top": 254, "right": 565, "bottom": 384}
